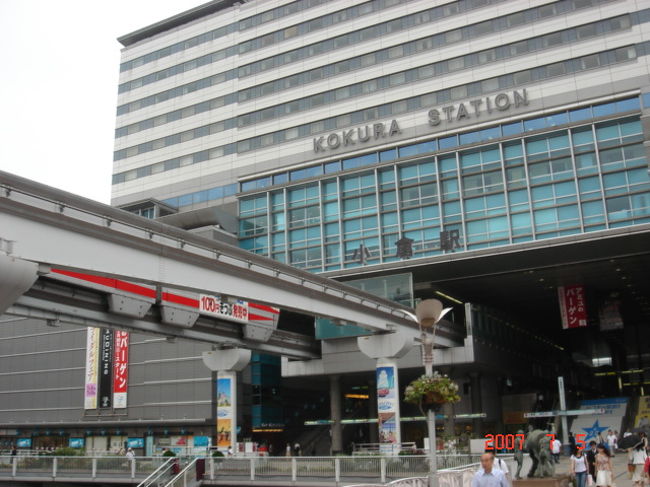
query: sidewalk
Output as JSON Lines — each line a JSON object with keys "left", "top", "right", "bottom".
{"left": 511, "top": 453, "right": 634, "bottom": 487}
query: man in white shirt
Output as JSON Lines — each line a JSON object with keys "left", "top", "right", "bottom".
{"left": 551, "top": 438, "right": 562, "bottom": 464}
{"left": 472, "top": 453, "right": 510, "bottom": 487}
{"left": 606, "top": 430, "right": 617, "bottom": 457}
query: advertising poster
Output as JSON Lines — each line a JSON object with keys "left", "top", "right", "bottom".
{"left": 635, "top": 396, "right": 650, "bottom": 428}
{"left": 99, "top": 328, "right": 114, "bottom": 408}
{"left": 84, "top": 327, "right": 100, "bottom": 409}
{"left": 570, "top": 398, "right": 628, "bottom": 442}
{"left": 113, "top": 331, "right": 129, "bottom": 408}
{"left": 16, "top": 438, "right": 32, "bottom": 448}
{"left": 216, "top": 373, "right": 234, "bottom": 450}
{"left": 558, "top": 285, "right": 588, "bottom": 329}
{"left": 376, "top": 363, "right": 400, "bottom": 453}
{"left": 598, "top": 300, "right": 624, "bottom": 331}
{"left": 69, "top": 438, "right": 85, "bottom": 448}
{"left": 127, "top": 438, "right": 145, "bottom": 449}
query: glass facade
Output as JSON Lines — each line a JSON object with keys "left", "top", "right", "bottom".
{"left": 239, "top": 100, "right": 650, "bottom": 273}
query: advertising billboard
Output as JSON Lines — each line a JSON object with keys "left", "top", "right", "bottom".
{"left": 84, "top": 327, "right": 100, "bottom": 409}
{"left": 113, "top": 331, "right": 129, "bottom": 408}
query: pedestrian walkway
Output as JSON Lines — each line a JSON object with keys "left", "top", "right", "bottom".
{"left": 523, "top": 453, "right": 635, "bottom": 487}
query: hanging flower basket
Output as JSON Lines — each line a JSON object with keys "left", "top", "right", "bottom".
{"left": 404, "top": 372, "right": 460, "bottom": 413}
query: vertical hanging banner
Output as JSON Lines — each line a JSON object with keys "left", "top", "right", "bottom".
{"left": 84, "top": 327, "right": 100, "bottom": 409}
{"left": 376, "top": 360, "right": 401, "bottom": 454}
{"left": 113, "top": 331, "right": 129, "bottom": 408}
{"left": 598, "top": 299, "right": 624, "bottom": 331}
{"left": 98, "top": 328, "right": 114, "bottom": 408}
{"left": 216, "top": 372, "right": 236, "bottom": 451}
{"left": 558, "top": 285, "right": 588, "bottom": 329}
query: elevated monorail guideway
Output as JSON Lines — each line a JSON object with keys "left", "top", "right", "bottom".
{"left": 0, "top": 171, "right": 458, "bottom": 358}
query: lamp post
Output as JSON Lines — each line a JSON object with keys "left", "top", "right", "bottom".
{"left": 413, "top": 299, "right": 452, "bottom": 487}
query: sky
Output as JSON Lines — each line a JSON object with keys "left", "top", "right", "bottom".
{"left": 0, "top": 0, "right": 203, "bottom": 204}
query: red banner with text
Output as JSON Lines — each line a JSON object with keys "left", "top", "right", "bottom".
{"left": 112, "top": 331, "right": 129, "bottom": 408}
{"left": 558, "top": 285, "right": 588, "bottom": 329}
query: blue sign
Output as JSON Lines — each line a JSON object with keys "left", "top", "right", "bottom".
{"left": 193, "top": 436, "right": 210, "bottom": 447}
{"left": 69, "top": 438, "right": 85, "bottom": 448}
{"left": 16, "top": 438, "right": 32, "bottom": 448}
{"left": 127, "top": 437, "right": 144, "bottom": 448}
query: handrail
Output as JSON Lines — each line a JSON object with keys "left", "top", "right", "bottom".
{"left": 137, "top": 457, "right": 174, "bottom": 487}
{"left": 164, "top": 457, "right": 198, "bottom": 487}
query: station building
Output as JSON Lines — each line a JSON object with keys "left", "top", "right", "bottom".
{"left": 2, "top": 0, "right": 650, "bottom": 455}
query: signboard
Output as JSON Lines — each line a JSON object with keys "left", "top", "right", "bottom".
{"left": 199, "top": 295, "right": 248, "bottom": 322}
{"left": 216, "top": 372, "right": 235, "bottom": 450}
{"left": 98, "top": 329, "right": 114, "bottom": 408}
{"left": 570, "top": 398, "right": 628, "bottom": 442}
{"left": 16, "top": 438, "right": 32, "bottom": 448}
{"left": 69, "top": 438, "right": 85, "bottom": 449}
{"left": 376, "top": 362, "right": 401, "bottom": 454}
{"left": 84, "top": 327, "right": 100, "bottom": 409}
{"left": 599, "top": 300, "right": 624, "bottom": 331}
{"left": 127, "top": 438, "right": 144, "bottom": 449}
{"left": 635, "top": 396, "right": 650, "bottom": 428}
{"left": 113, "top": 331, "right": 129, "bottom": 408}
{"left": 558, "top": 285, "right": 588, "bottom": 329}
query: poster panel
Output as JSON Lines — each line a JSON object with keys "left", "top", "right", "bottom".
{"left": 216, "top": 373, "right": 234, "bottom": 450}
{"left": 99, "top": 328, "right": 114, "bottom": 408}
{"left": 376, "top": 362, "right": 401, "bottom": 454}
{"left": 113, "top": 331, "right": 129, "bottom": 408}
{"left": 570, "top": 398, "right": 628, "bottom": 442}
{"left": 558, "top": 285, "right": 588, "bottom": 329}
{"left": 84, "top": 327, "right": 100, "bottom": 409}
{"left": 635, "top": 396, "right": 650, "bottom": 428}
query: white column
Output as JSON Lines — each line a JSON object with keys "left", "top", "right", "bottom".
{"left": 358, "top": 332, "right": 413, "bottom": 456}
{"left": 203, "top": 349, "right": 251, "bottom": 454}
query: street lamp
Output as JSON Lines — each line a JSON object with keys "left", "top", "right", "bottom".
{"left": 412, "top": 299, "right": 452, "bottom": 487}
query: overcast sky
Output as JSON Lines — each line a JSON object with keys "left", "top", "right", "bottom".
{"left": 0, "top": 0, "right": 203, "bottom": 204}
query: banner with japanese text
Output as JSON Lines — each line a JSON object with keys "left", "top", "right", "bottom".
{"left": 84, "top": 327, "right": 100, "bottom": 409}
{"left": 98, "top": 329, "right": 114, "bottom": 408}
{"left": 558, "top": 285, "right": 588, "bottom": 329}
{"left": 113, "top": 331, "right": 129, "bottom": 408}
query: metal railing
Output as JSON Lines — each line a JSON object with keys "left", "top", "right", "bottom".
{"left": 0, "top": 455, "right": 168, "bottom": 480}
{"left": 345, "top": 460, "right": 481, "bottom": 487}
{"left": 165, "top": 457, "right": 198, "bottom": 487}
{"left": 138, "top": 457, "right": 174, "bottom": 487}
{"left": 205, "top": 454, "right": 483, "bottom": 484}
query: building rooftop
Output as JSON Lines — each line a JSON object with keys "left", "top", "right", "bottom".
{"left": 117, "top": 0, "right": 239, "bottom": 47}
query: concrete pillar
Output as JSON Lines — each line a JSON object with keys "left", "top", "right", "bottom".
{"left": 330, "top": 374, "right": 343, "bottom": 454}
{"left": 470, "top": 372, "right": 483, "bottom": 437}
{"left": 358, "top": 333, "right": 414, "bottom": 455}
{"left": 202, "top": 349, "right": 251, "bottom": 454}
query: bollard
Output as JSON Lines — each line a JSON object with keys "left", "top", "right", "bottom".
{"left": 92, "top": 458, "right": 97, "bottom": 479}
{"left": 291, "top": 458, "right": 297, "bottom": 482}
{"left": 52, "top": 457, "right": 57, "bottom": 478}
{"left": 335, "top": 457, "right": 341, "bottom": 483}
{"left": 380, "top": 457, "right": 387, "bottom": 484}
{"left": 131, "top": 459, "right": 136, "bottom": 479}
{"left": 250, "top": 457, "right": 255, "bottom": 481}
{"left": 12, "top": 457, "right": 17, "bottom": 477}
{"left": 209, "top": 457, "right": 215, "bottom": 480}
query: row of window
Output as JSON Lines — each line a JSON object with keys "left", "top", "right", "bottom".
{"left": 114, "top": 10, "right": 632, "bottom": 140}
{"left": 118, "top": 0, "right": 425, "bottom": 93}
{"left": 116, "top": 0, "right": 515, "bottom": 115}
{"left": 111, "top": 41, "right": 642, "bottom": 177}
{"left": 238, "top": 117, "right": 650, "bottom": 270}
{"left": 241, "top": 187, "right": 650, "bottom": 270}
{"left": 120, "top": 0, "right": 330, "bottom": 72}
{"left": 123, "top": 98, "right": 641, "bottom": 213}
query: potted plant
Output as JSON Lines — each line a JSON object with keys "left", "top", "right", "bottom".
{"left": 404, "top": 371, "right": 460, "bottom": 414}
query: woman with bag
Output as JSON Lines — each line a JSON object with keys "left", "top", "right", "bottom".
{"left": 595, "top": 444, "right": 613, "bottom": 487}
{"left": 571, "top": 447, "right": 589, "bottom": 487}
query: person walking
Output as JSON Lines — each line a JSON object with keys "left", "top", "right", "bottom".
{"left": 631, "top": 440, "right": 649, "bottom": 487}
{"left": 595, "top": 444, "right": 613, "bottom": 487}
{"left": 492, "top": 452, "right": 511, "bottom": 483}
{"left": 586, "top": 441, "right": 598, "bottom": 482}
{"left": 606, "top": 430, "right": 617, "bottom": 457}
{"left": 285, "top": 443, "right": 291, "bottom": 457}
{"left": 569, "top": 433, "right": 576, "bottom": 453}
{"left": 551, "top": 437, "right": 562, "bottom": 464}
{"left": 471, "top": 453, "right": 509, "bottom": 487}
{"left": 570, "top": 447, "right": 589, "bottom": 487}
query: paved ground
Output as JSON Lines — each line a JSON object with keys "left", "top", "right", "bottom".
{"left": 510, "top": 453, "right": 636, "bottom": 487}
